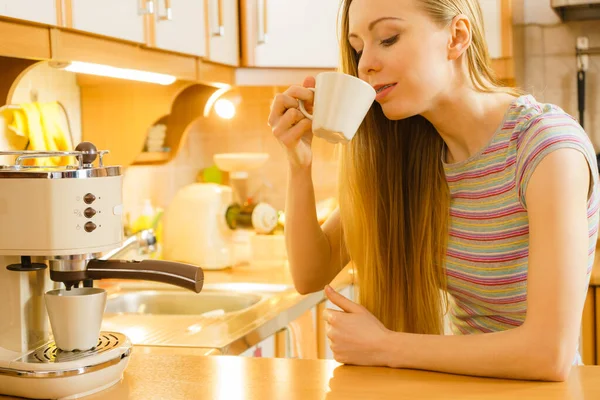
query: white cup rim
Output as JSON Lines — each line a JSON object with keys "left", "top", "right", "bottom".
{"left": 45, "top": 288, "right": 106, "bottom": 297}
{"left": 316, "top": 71, "right": 375, "bottom": 92}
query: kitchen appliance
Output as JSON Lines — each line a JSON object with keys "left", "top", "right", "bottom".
{"left": 0, "top": 142, "right": 204, "bottom": 399}
{"left": 162, "top": 152, "right": 279, "bottom": 270}
{"left": 213, "top": 152, "right": 270, "bottom": 204}
{"left": 551, "top": 0, "right": 600, "bottom": 20}
{"left": 161, "top": 183, "right": 279, "bottom": 270}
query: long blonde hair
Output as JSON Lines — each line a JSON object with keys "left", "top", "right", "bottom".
{"left": 338, "top": 0, "right": 517, "bottom": 334}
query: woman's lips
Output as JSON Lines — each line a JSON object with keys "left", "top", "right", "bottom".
{"left": 375, "top": 83, "right": 397, "bottom": 101}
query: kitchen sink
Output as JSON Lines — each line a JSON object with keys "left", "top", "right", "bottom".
{"left": 100, "top": 281, "right": 299, "bottom": 349}
{"left": 105, "top": 290, "right": 263, "bottom": 316}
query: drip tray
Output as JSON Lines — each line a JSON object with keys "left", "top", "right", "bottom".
{"left": 18, "top": 332, "right": 127, "bottom": 364}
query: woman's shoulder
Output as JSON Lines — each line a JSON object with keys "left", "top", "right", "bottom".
{"left": 509, "top": 94, "right": 588, "bottom": 143}
{"left": 510, "top": 94, "right": 599, "bottom": 206}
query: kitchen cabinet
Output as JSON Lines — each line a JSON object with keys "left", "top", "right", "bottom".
{"left": 240, "top": 0, "right": 340, "bottom": 68}
{"left": 70, "top": 0, "right": 146, "bottom": 44}
{"left": 596, "top": 286, "right": 600, "bottom": 365}
{"left": 240, "top": 334, "right": 275, "bottom": 358}
{"left": 481, "top": 0, "right": 515, "bottom": 83}
{"left": 581, "top": 287, "right": 596, "bottom": 365}
{"left": 480, "top": 0, "right": 503, "bottom": 59}
{"left": 240, "top": 308, "right": 319, "bottom": 359}
{"left": 206, "top": 0, "right": 239, "bottom": 66}
{"left": 0, "top": 0, "right": 57, "bottom": 26}
{"left": 153, "top": 0, "right": 207, "bottom": 57}
{"left": 68, "top": 0, "right": 213, "bottom": 59}
{"left": 580, "top": 257, "right": 600, "bottom": 366}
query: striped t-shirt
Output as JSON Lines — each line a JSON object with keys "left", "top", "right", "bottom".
{"left": 442, "top": 94, "right": 600, "bottom": 336}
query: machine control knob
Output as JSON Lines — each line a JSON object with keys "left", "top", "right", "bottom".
{"left": 84, "top": 222, "right": 97, "bottom": 232}
{"left": 83, "top": 193, "right": 96, "bottom": 204}
{"left": 84, "top": 207, "right": 96, "bottom": 218}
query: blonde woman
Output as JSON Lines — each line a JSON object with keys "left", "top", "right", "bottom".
{"left": 267, "top": 0, "right": 599, "bottom": 382}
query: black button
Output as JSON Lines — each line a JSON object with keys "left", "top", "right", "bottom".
{"left": 83, "top": 193, "right": 96, "bottom": 204}
{"left": 84, "top": 222, "right": 97, "bottom": 232}
{"left": 84, "top": 208, "right": 96, "bottom": 218}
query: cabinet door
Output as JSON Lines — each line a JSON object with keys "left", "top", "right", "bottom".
{"left": 154, "top": 0, "right": 206, "bottom": 56}
{"left": 0, "top": 0, "right": 56, "bottom": 25}
{"left": 206, "top": 0, "right": 239, "bottom": 66}
{"left": 581, "top": 287, "right": 596, "bottom": 365}
{"left": 240, "top": 334, "right": 275, "bottom": 357}
{"left": 71, "top": 0, "right": 146, "bottom": 43}
{"left": 242, "top": 0, "right": 339, "bottom": 68}
{"left": 479, "top": 0, "right": 502, "bottom": 59}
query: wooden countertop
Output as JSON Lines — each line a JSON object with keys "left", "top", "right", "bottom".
{"left": 8, "top": 354, "right": 597, "bottom": 400}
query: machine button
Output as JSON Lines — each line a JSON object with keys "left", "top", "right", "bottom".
{"left": 83, "top": 193, "right": 96, "bottom": 204}
{"left": 84, "top": 222, "right": 97, "bottom": 232}
{"left": 83, "top": 207, "right": 96, "bottom": 218}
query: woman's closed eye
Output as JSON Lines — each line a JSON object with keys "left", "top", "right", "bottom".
{"left": 354, "top": 35, "right": 400, "bottom": 61}
{"left": 380, "top": 34, "right": 399, "bottom": 47}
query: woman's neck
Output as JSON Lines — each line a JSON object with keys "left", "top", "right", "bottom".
{"left": 421, "top": 87, "right": 517, "bottom": 164}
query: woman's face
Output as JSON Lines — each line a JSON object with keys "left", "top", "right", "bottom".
{"left": 348, "top": 0, "right": 454, "bottom": 120}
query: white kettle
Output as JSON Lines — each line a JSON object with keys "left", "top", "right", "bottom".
{"left": 162, "top": 183, "right": 233, "bottom": 270}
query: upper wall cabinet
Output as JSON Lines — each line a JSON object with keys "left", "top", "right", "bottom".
{"left": 240, "top": 0, "right": 340, "bottom": 68}
{"left": 480, "top": 0, "right": 502, "bottom": 59}
{"left": 0, "top": 0, "right": 57, "bottom": 26}
{"left": 70, "top": 0, "right": 146, "bottom": 43}
{"left": 153, "top": 0, "right": 207, "bottom": 57}
{"left": 206, "top": 0, "right": 239, "bottom": 66}
{"left": 480, "top": 0, "right": 514, "bottom": 60}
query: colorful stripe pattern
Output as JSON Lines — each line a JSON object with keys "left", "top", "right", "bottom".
{"left": 442, "top": 95, "right": 600, "bottom": 335}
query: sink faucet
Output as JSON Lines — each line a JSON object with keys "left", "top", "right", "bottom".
{"left": 101, "top": 229, "right": 158, "bottom": 260}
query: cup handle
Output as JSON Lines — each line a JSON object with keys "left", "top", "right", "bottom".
{"left": 297, "top": 88, "right": 316, "bottom": 120}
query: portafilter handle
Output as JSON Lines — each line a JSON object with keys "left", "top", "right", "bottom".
{"left": 50, "top": 259, "right": 204, "bottom": 293}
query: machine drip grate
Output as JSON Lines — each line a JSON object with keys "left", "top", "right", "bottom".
{"left": 19, "top": 332, "right": 126, "bottom": 364}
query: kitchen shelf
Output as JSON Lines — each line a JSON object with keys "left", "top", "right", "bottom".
{"left": 134, "top": 151, "right": 171, "bottom": 164}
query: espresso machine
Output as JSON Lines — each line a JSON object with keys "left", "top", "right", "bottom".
{"left": 0, "top": 143, "right": 204, "bottom": 399}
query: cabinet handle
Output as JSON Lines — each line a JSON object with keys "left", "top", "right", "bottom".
{"left": 158, "top": 0, "right": 173, "bottom": 21}
{"left": 138, "top": 0, "right": 155, "bottom": 15}
{"left": 257, "top": 0, "right": 268, "bottom": 45}
{"left": 211, "top": 0, "right": 225, "bottom": 37}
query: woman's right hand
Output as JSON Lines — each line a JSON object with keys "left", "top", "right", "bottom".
{"left": 268, "top": 76, "right": 315, "bottom": 168}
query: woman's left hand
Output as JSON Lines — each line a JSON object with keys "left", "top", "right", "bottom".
{"left": 324, "top": 285, "right": 393, "bottom": 366}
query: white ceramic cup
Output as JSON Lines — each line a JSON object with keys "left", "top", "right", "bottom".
{"left": 45, "top": 287, "right": 107, "bottom": 352}
{"left": 298, "top": 71, "right": 376, "bottom": 144}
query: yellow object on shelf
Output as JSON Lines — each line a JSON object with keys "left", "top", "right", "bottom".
{"left": 0, "top": 102, "right": 73, "bottom": 166}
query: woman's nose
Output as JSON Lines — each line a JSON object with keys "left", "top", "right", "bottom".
{"left": 357, "top": 48, "right": 382, "bottom": 76}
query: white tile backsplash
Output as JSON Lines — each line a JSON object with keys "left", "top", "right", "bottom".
{"left": 515, "top": 0, "right": 600, "bottom": 152}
